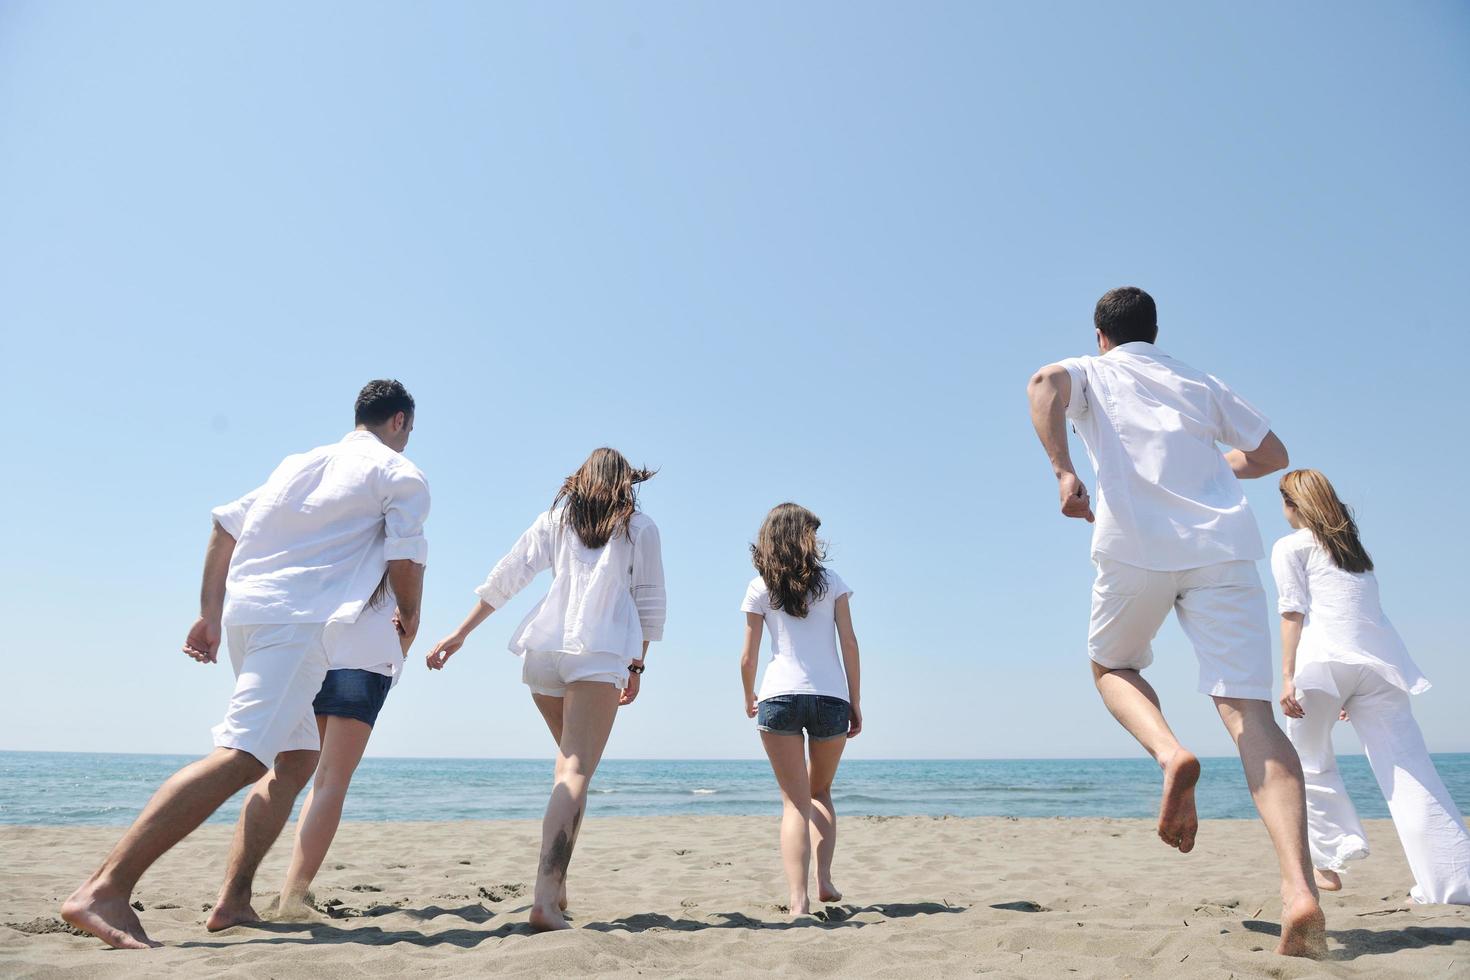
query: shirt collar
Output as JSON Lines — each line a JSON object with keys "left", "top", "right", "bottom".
{"left": 1107, "top": 341, "right": 1165, "bottom": 358}
{"left": 342, "top": 429, "right": 386, "bottom": 446}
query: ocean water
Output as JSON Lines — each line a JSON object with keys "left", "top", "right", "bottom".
{"left": 3, "top": 752, "right": 1468, "bottom": 826}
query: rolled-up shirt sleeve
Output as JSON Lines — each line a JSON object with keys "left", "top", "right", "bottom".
{"left": 382, "top": 464, "right": 431, "bottom": 565}
{"left": 475, "top": 514, "right": 552, "bottom": 610}
{"left": 631, "top": 520, "right": 667, "bottom": 643}
{"left": 210, "top": 485, "right": 265, "bottom": 539}
{"left": 1056, "top": 357, "right": 1091, "bottom": 421}
{"left": 1211, "top": 375, "right": 1271, "bottom": 452}
{"left": 1271, "top": 539, "right": 1310, "bottom": 616}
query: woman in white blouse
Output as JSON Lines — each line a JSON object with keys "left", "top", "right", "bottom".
{"left": 1273, "top": 469, "right": 1469, "bottom": 904}
{"left": 426, "top": 448, "right": 667, "bottom": 930}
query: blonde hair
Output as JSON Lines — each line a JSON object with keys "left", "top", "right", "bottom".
{"left": 1279, "top": 469, "right": 1373, "bottom": 574}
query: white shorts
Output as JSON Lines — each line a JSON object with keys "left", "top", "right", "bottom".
{"left": 521, "top": 650, "right": 628, "bottom": 698}
{"left": 212, "top": 623, "right": 331, "bottom": 767}
{"left": 1088, "top": 558, "right": 1273, "bottom": 701}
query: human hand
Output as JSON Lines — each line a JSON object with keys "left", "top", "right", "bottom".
{"left": 1058, "top": 472, "right": 1095, "bottom": 522}
{"left": 426, "top": 633, "right": 463, "bottom": 671}
{"left": 1279, "top": 680, "right": 1304, "bottom": 719}
{"left": 847, "top": 702, "right": 863, "bottom": 739}
{"left": 619, "top": 671, "right": 641, "bottom": 706}
{"left": 183, "top": 617, "right": 221, "bottom": 664}
{"left": 393, "top": 608, "right": 419, "bottom": 657}
{"left": 1339, "top": 708, "right": 1349, "bottom": 722}
{"left": 744, "top": 691, "right": 757, "bottom": 718}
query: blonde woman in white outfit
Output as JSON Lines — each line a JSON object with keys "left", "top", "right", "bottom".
{"left": 1273, "top": 468, "right": 1470, "bottom": 905}
{"left": 427, "top": 448, "right": 666, "bottom": 931}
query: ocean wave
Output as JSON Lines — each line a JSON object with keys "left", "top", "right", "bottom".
{"left": 691, "top": 788, "right": 718, "bottom": 795}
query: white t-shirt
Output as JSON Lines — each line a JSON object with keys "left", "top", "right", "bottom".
{"left": 742, "top": 570, "right": 853, "bottom": 702}
{"left": 212, "top": 431, "right": 431, "bottom": 626}
{"left": 1059, "top": 342, "right": 1271, "bottom": 571}
{"left": 1270, "top": 529, "right": 1429, "bottom": 698}
{"left": 475, "top": 509, "right": 666, "bottom": 662}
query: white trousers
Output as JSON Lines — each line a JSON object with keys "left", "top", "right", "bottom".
{"left": 1286, "top": 660, "right": 1470, "bottom": 905}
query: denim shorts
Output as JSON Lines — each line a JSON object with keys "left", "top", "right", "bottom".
{"left": 756, "top": 694, "right": 850, "bottom": 741}
{"left": 312, "top": 668, "right": 392, "bottom": 728}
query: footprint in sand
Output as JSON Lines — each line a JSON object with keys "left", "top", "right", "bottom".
{"left": 477, "top": 884, "right": 527, "bottom": 903}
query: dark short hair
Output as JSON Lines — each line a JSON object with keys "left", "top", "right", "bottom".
{"left": 354, "top": 379, "right": 415, "bottom": 427}
{"left": 1094, "top": 287, "right": 1158, "bottom": 345}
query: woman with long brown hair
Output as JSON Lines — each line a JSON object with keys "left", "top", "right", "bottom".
{"left": 426, "top": 448, "right": 666, "bottom": 930}
{"left": 739, "top": 503, "right": 862, "bottom": 915}
{"left": 1273, "top": 469, "right": 1468, "bottom": 905}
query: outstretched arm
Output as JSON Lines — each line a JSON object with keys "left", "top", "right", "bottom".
{"left": 1226, "top": 430, "right": 1289, "bottom": 479}
{"left": 426, "top": 599, "right": 495, "bottom": 670}
{"left": 740, "top": 613, "right": 763, "bottom": 717}
{"left": 1278, "top": 612, "right": 1304, "bottom": 718}
{"left": 1026, "top": 364, "right": 1094, "bottom": 522}
{"left": 183, "top": 523, "right": 236, "bottom": 664}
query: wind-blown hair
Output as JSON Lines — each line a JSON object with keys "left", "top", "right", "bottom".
{"left": 1279, "top": 469, "right": 1374, "bottom": 574}
{"left": 751, "top": 503, "right": 828, "bottom": 619}
{"left": 552, "top": 447, "right": 656, "bottom": 549}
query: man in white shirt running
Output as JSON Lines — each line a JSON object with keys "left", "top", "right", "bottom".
{"left": 1026, "top": 287, "right": 1325, "bottom": 958}
{"left": 62, "top": 380, "right": 431, "bottom": 950}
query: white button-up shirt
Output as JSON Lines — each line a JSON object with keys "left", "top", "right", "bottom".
{"left": 476, "top": 509, "right": 666, "bottom": 662}
{"left": 211, "top": 430, "right": 431, "bottom": 629}
{"left": 1271, "top": 529, "right": 1429, "bottom": 697}
{"left": 1060, "top": 342, "right": 1270, "bottom": 571}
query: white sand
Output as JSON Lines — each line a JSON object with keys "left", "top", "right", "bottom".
{"left": 2, "top": 816, "right": 1467, "bottom": 977}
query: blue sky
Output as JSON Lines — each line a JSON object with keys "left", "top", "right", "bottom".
{"left": 2, "top": 2, "right": 1466, "bottom": 761}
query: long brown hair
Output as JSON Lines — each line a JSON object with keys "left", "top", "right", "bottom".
{"left": 552, "top": 447, "right": 655, "bottom": 549}
{"left": 751, "top": 503, "right": 829, "bottom": 618}
{"left": 1279, "top": 469, "right": 1373, "bottom": 573}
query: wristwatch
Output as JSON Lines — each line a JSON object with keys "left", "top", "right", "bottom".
{"left": 628, "top": 661, "right": 646, "bottom": 675}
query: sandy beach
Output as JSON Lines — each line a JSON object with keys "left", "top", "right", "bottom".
{"left": 2, "top": 815, "right": 1466, "bottom": 978}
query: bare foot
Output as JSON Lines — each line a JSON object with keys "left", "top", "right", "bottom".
{"left": 1314, "top": 868, "right": 1342, "bottom": 892}
{"left": 273, "top": 892, "right": 317, "bottom": 921}
{"left": 558, "top": 880, "right": 569, "bottom": 912}
{"left": 790, "top": 895, "right": 811, "bottom": 916}
{"left": 817, "top": 883, "right": 842, "bottom": 903}
{"left": 1157, "top": 749, "right": 1201, "bottom": 852}
{"left": 529, "top": 903, "right": 570, "bottom": 932}
{"left": 1277, "top": 892, "right": 1327, "bottom": 958}
{"left": 205, "top": 897, "right": 261, "bottom": 932}
{"left": 61, "top": 883, "right": 160, "bottom": 950}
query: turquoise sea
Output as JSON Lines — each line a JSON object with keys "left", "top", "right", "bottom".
{"left": 2, "top": 751, "right": 1467, "bottom": 826}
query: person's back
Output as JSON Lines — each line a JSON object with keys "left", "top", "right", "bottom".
{"left": 1059, "top": 342, "right": 1271, "bottom": 570}
{"left": 218, "top": 432, "right": 430, "bottom": 626}
{"left": 744, "top": 570, "right": 851, "bottom": 702}
{"left": 1270, "top": 527, "right": 1427, "bottom": 696}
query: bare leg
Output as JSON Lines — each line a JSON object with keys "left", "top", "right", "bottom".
{"left": 1092, "top": 663, "right": 1200, "bottom": 852}
{"left": 208, "top": 748, "right": 319, "bottom": 930}
{"left": 1215, "top": 697, "right": 1325, "bottom": 958}
{"left": 62, "top": 747, "right": 265, "bottom": 949}
{"left": 807, "top": 736, "right": 847, "bottom": 903}
{"left": 531, "top": 693, "right": 572, "bottom": 912}
{"left": 529, "top": 682, "right": 620, "bottom": 932}
{"left": 761, "top": 731, "right": 814, "bottom": 915}
{"left": 279, "top": 716, "right": 373, "bottom": 911}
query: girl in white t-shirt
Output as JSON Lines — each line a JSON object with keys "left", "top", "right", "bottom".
{"left": 426, "top": 448, "right": 667, "bottom": 931}
{"left": 1273, "top": 469, "right": 1469, "bottom": 905}
{"left": 740, "top": 503, "right": 862, "bottom": 915}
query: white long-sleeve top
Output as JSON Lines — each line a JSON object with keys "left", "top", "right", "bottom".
{"left": 211, "top": 430, "right": 430, "bottom": 630}
{"left": 475, "top": 509, "right": 665, "bottom": 661}
{"left": 1270, "top": 528, "right": 1429, "bottom": 698}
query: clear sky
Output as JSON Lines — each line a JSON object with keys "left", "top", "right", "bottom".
{"left": 2, "top": 2, "right": 1466, "bottom": 761}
